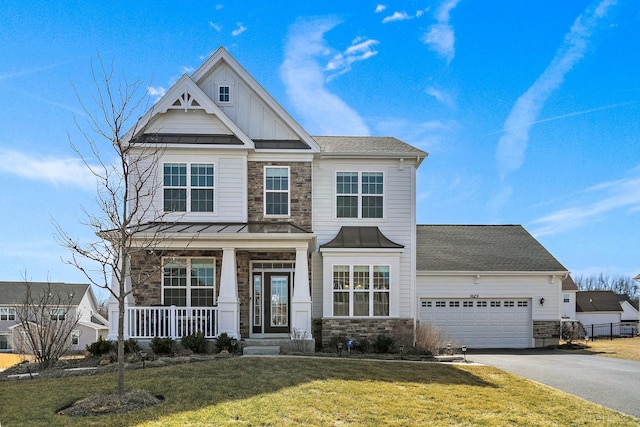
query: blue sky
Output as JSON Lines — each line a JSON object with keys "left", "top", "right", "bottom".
{"left": 1, "top": 0, "right": 639, "bottom": 289}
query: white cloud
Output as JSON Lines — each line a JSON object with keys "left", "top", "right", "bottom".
{"left": 147, "top": 86, "right": 166, "bottom": 101}
{"left": 209, "top": 21, "right": 222, "bottom": 32}
{"left": 531, "top": 167, "right": 640, "bottom": 237}
{"left": 375, "top": 4, "right": 387, "bottom": 13}
{"left": 376, "top": 118, "right": 456, "bottom": 152}
{"left": 0, "top": 149, "right": 98, "bottom": 191}
{"left": 382, "top": 11, "right": 411, "bottom": 23}
{"left": 280, "top": 18, "right": 369, "bottom": 135}
{"left": 325, "top": 37, "right": 379, "bottom": 81}
{"left": 422, "top": 0, "right": 459, "bottom": 62}
{"left": 215, "top": 4, "right": 223, "bottom": 10}
{"left": 496, "top": 0, "right": 617, "bottom": 179}
{"left": 425, "top": 86, "right": 455, "bottom": 107}
{"left": 231, "top": 23, "right": 246, "bottom": 36}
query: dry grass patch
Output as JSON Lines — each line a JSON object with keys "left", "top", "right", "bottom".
{"left": 584, "top": 337, "right": 640, "bottom": 361}
{"left": 2, "top": 357, "right": 637, "bottom": 426}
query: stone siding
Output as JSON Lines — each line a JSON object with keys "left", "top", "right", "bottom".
{"left": 533, "top": 320, "right": 560, "bottom": 347}
{"left": 315, "top": 318, "right": 414, "bottom": 350}
{"left": 247, "top": 161, "right": 312, "bottom": 230}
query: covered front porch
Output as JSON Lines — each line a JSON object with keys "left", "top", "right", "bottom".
{"left": 108, "top": 222, "right": 316, "bottom": 345}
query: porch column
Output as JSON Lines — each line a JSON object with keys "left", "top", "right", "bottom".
{"left": 291, "top": 247, "right": 313, "bottom": 342}
{"left": 217, "top": 247, "right": 240, "bottom": 339}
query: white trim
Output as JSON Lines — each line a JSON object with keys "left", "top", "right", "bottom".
{"left": 263, "top": 165, "right": 291, "bottom": 218}
{"left": 334, "top": 170, "right": 385, "bottom": 220}
{"left": 162, "top": 161, "right": 217, "bottom": 215}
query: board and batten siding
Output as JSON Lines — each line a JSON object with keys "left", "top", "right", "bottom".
{"left": 415, "top": 274, "right": 562, "bottom": 321}
{"left": 197, "top": 63, "right": 299, "bottom": 140}
{"left": 137, "top": 149, "right": 248, "bottom": 223}
{"left": 311, "top": 158, "right": 418, "bottom": 319}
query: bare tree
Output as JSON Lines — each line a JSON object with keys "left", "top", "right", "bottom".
{"left": 55, "top": 57, "right": 168, "bottom": 395}
{"left": 574, "top": 273, "right": 639, "bottom": 301}
{"left": 15, "top": 282, "right": 81, "bottom": 368}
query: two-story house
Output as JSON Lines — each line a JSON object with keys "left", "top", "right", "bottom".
{"left": 106, "top": 47, "right": 425, "bottom": 351}
{"left": 107, "top": 47, "right": 567, "bottom": 350}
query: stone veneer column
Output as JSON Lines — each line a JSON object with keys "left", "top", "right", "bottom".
{"left": 217, "top": 247, "right": 240, "bottom": 338}
{"left": 291, "top": 248, "right": 312, "bottom": 340}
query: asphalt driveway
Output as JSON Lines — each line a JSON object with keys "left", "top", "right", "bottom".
{"left": 468, "top": 349, "right": 640, "bottom": 419}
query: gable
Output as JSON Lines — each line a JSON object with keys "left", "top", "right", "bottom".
{"left": 0, "top": 281, "right": 89, "bottom": 306}
{"left": 191, "top": 47, "right": 320, "bottom": 151}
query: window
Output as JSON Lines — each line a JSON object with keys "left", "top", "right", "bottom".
{"left": 264, "top": 167, "right": 289, "bottom": 216}
{"left": 463, "top": 301, "right": 473, "bottom": 307}
{"left": 50, "top": 308, "right": 66, "bottom": 321}
{"left": 332, "top": 264, "right": 390, "bottom": 316}
{"left": 218, "top": 85, "right": 230, "bottom": 103}
{"left": 71, "top": 330, "right": 80, "bottom": 345}
{"left": 336, "top": 172, "right": 383, "bottom": 218}
{"left": 476, "top": 301, "right": 487, "bottom": 307}
{"left": 563, "top": 293, "right": 570, "bottom": 303}
{"left": 421, "top": 301, "right": 432, "bottom": 308}
{"left": 163, "top": 258, "right": 215, "bottom": 307}
{"left": 490, "top": 301, "right": 501, "bottom": 307}
{"left": 0, "top": 307, "right": 16, "bottom": 321}
{"left": 449, "top": 301, "right": 460, "bottom": 307}
{"left": 0, "top": 333, "right": 12, "bottom": 351}
{"left": 163, "top": 163, "right": 215, "bottom": 213}
{"left": 517, "top": 301, "right": 528, "bottom": 307}
{"left": 504, "top": 301, "right": 515, "bottom": 307}
{"left": 435, "top": 301, "right": 446, "bottom": 307}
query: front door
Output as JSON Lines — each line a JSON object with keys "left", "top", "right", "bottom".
{"left": 253, "top": 272, "right": 290, "bottom": 334}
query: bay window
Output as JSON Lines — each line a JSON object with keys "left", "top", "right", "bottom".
{"left": 332, "top": 264, "right": 390, "bottom": 316}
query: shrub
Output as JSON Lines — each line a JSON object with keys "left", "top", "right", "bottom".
{"left": 415, "top": 322, "right": 448, "bottom": 356}
{"left": 150, "top": 337, "right": 174, "bottom": 355}
{"left": 215, "top": 332, "right": 236, "bottom": 353}
{"left": 182, "top": 332, "right": 207, "bottom": 354}
{"left": 86, "top": 336, "right": 116, "bottom": 357}
{"left": 375, "top": 335, "right": 395, "bottom": 353}
{"left": 326, "top": 336, "right": 346, "bottom": 354}
{"left": 354, "top": 338, "right": 372, "bottom": 354}
{"left": 124, "top": 338, "right": 141, "bottom": 354}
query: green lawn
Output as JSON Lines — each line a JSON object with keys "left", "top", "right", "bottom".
{"left": 1, "top": 357, "right": 637, "bottom": 426}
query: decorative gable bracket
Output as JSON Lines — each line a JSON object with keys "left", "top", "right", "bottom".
{"left": 170, "top": 90, "right": 202, "bottom": 112}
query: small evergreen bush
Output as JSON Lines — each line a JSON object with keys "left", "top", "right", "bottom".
{"left": 86, "top": 336, "right": 116, "bottom": 357}
{"left": 375, "top": 335, "right": 395, "bottom": 353}
{"left": 150, "top": 337, "right": 174, "bottom": 355}
{"left": 215, "top": 332, "right": 236, "bottom": 352}
{"left": 182, "top": 332, "right": 207, "bottom": 353}
{"left": 124, "top": 338, "right": 141, "bottom": 354}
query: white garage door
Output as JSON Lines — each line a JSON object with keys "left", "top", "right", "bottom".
{"left": 419, "top": 298, "right": 532, "bottom": 348}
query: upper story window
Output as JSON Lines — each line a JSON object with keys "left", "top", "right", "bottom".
{"left": 336, "top": 172, "right": 384, "bottom": 218}
{"left": 264, "top": 166, "right": 289, "bottom": 216}
{"left": 162, "top": 258, "right": 215, "bottom": 307}
{"left": 218, "top": 85, "right": 230, "bottom": 103}
{"left": 163, "top": 163, "right": 215, "bottom": 213}
{"left": 563, "top": 293, "right": 570, "bottom": 303}
{"left": 332, "top": 264, "right": 390, "bottom": 317}
{"left": 0, "top": 307, "right": 16, "bottom": 321}
{"left": 50, "top": 308, "right": 66, "bottom": 321}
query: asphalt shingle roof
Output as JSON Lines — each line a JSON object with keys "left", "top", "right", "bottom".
{"left": 313, "top": 136, "right": 427, "bottom": 157}
{"left": 416, "top": 225, "right": 567, "bottom": 272}
{"left": 562, "top": 275, "right": 579, "bottom": 291}
{"left": 0, "top": 282, "right": 89, "bottom": 306}
{"left": 576, "top": 291, "right": 623, "bottom": 312}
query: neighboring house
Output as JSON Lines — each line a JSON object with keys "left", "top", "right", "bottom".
{"left": 0, "top": 281, "right": 108, "bottom": 353}
{"left": 575, "top": 291, "right": 623, "bottom": 326}
{"left": 561, "top": 275, "right": 578, "bottom": 319}
{"left": 615, "top": 294, "right": 639, "bottom": 323}
{"left": 415, "top": 225, "right": 568, "bottom": 348}
{"left": 106, "top": 47, "right": 566, "bottom": 349}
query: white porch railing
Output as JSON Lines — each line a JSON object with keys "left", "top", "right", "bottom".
{"left": 126, "top": 306, "right": 218, "bottom": 339}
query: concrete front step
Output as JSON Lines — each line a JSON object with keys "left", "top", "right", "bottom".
{"left": 243, "top": 345, "right": 281, "bottom": 356}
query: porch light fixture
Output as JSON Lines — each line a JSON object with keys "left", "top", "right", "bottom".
{"left": 539, "top": 297, "right": 545, "bottom": 306}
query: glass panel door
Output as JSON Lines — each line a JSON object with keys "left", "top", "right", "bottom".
{"left": 264, "top": 273, "right": 290, "bottom": 333}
